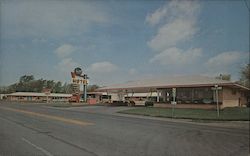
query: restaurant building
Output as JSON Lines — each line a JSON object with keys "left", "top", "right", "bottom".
{"left": 97, "top": 75, "right": 249, "bottom": 109}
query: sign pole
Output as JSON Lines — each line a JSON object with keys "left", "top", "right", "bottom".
{"left": 211, "top": 85, "right": 222, "bottom": 117}
{"left": 84, "top": 83, "right": 87, "bottom": 102}
{"left": 216, "top": 87, "right": 219, "bottom": 117}
{"left": 172, "top": 88, "right": 176, "bottom": 118}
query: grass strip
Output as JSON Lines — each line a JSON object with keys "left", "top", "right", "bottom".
{"left": 119, "top": 107, "right": 250, "bottom": 121}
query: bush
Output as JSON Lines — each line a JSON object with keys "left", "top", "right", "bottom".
{"left": 145, "top": 101, "right": 154, "bottom": 107}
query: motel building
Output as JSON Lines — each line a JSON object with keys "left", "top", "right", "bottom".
{"left": 5, "top": 92, "right": 72, "bottom": 102}
{"left": 4, "top": 91, "right": 111, "bottom": 104}
{"left": 97, "top": 75, "right": 249, "bottom": 109}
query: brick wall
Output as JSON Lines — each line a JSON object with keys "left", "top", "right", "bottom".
{"left": 222, "top": 87, "right": 247, "bottom": 108}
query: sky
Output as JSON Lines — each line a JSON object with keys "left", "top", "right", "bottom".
{"left": 0, "top": 0, "right": 249, "bottom": 86}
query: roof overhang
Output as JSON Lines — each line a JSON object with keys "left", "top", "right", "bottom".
{"left": 96, "top": 83, "right": 249, "bottom": 93}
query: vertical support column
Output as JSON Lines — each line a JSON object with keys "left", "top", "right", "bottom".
{"left": 131, "top": 89, "right": 134, "bottom": 101}
{"left": 191, "top": 88, "right": 194, "bottom": 102}
{"left": 157, "top": 90, "right": 160, "bottom": 103}
{"left": 162, "top": 90, "right": 166, "bottom": 102}
{"left": 106, "top": 90, "right": 110, "bottom": 103}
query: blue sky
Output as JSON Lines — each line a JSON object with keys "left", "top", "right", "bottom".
{"left": 0, "top": 0, "right": 249, "bottom": 86}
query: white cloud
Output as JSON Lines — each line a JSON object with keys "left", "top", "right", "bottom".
{"left": 147, "top": 0, "right": 200, "bottom": 51}
{"left": 145, "top": 5, "right": 168, "bottom": 26}
{"left": 146, "top": 0, "right": 200, "bottom": 26}
{"left": 147, "top": 0, "right": 201, "bottom": 66}
{"left": 54, "top": 44, "right": 76, "bottom": 58}
{"left": 150, "top": 47, "right": 202, "bottom": 66}
{"left": 148, "top": 19, "right": 197, "bottom": 51}
{"left": 1, "top": 1, "right": 109, "bottom": 38}
{"left": 56, "top": 58, "right": 80, "bottom": 73}
{"left": 87, "top": 61, "right": 118, "bottom": 73}
{"left": 205, "top": 51, "right": 248, "bottom": 69}
{"left": 202, "top": 51, "right": 249, "bottom": 81}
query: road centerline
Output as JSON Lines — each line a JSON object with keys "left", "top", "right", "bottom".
{"left": 0, "top": 107, "right": 94, "bottom": 126}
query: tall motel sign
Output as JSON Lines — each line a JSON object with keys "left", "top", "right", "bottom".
{"left": 71, "top": 67, "right": 89, "bottom": 102}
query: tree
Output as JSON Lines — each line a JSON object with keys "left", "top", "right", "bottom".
{"left": 87, "top": 85, "right": 99, "bottom": 92}
{"left": 239, "top": 64, "right": 250, "bottom": 88}
{"left": 45, "top": 80, "right": 55, "bottom": 90}
{"left": 0, "top": 86, "right": 10, "bottom": 94}
{"left": 0, "top": 75, "right": 76, "bottom": 94}
{"left": 61, "top": 83, "right": 68, "bottom": 93}
{"left": 16, "top": 75, "right": 36, "bottom": 92}
{"left": 32, "top": 79, "right": 46, "bottom": 92}
{"left": 215, "top": 74, "right": 231, "bottom": 81}
{"left": 65, "top": 84, "right": 74, "bottom": 94}
{"left": 19, "top": 75, "right": 34, "bottom": 83}
{"left": 7, "top": 83, "right": 18, "bottom": 93}
{"left": 53, "top": 81, "right": 62, "bottom": 93}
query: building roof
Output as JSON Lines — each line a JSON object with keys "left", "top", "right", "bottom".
{"left": 97, "top": 75, "right": 249, "bottom": 92}
{"left": 6, "top": 92, "right": 72, "bottom": 97}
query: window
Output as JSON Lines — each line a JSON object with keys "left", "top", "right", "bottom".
{"left": 176, "top": 87, "right": 213, "bottom": 104}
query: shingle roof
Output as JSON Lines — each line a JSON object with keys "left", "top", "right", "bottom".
{"left": 97, "top": 75, "right": 248, "bottom": 91}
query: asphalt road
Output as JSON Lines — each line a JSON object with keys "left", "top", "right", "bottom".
{"left": 0, "top": 102, "right": 249, "bottom": 156}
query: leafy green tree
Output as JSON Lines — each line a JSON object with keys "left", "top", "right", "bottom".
{"left": 0, "top": 86, "right": 10, "bottom": 94}
{"left": 239, "top": 64, "right": 250, "bottom": 88}
{"left": 215, "top": 74, "right": 231, "bottom": 81}
{"left": 65, "top": 84, "right": 74, "bottom": 94}
{"left": 15, "top": 75, "right": 36, "bottom": 92}
{"left": 53, "top": 81, "right": 62, "bottom": 93}
{"left": 31, "top": 79, "right": 46, "bottom": 92}
{"left": 87, "top": 85, "right": 99, "bottom": 92}
{"left": 45, "top": 80, "right": 55, "bottom": 90}
{"left": 19, "top": 75, "right": 34, "bottom": 83}
{"left": 61, "top": 83, "right": 68, "bottom": 93}
{"left": 0, "top": 75, "right": 78, "bottom": 94}
{"left": 7, "top": 83, "right": 18, "bottom": 93}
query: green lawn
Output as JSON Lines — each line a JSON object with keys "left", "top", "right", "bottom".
{"left": 119, "top": 107, "right": 250, "bottom": 121}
